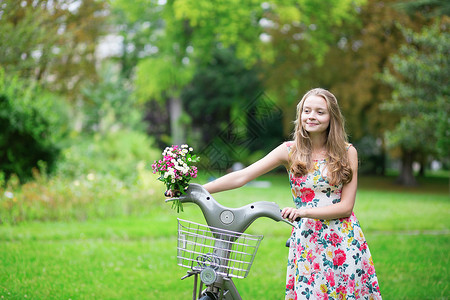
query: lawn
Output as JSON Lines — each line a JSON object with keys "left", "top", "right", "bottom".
{"left": 0, "top": 173, "right": 448, "bottom": 299}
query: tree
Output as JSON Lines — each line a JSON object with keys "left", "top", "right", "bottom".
{"left": 111, "top": 0, "right": 366, "bottom": 144}
{"left": 380, "top": 22, "right": 449, "bottom": 185}
{"left": 0, "top": 0, "right": 108, "bottom": 99}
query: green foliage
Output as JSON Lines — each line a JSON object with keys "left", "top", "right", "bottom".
{"left": 0, "top": 165, "right": 163, "bottom": 225}
{"left": 81, "top": 63, "right": 144, "bottom": 133}
{"left": 56, "top": 130, "right": 160, "bottom": 184}
{"left": 0, "top": 0, "right": 108, "bottom": 98}
{"left": 135, "top": 54, "right": 194, "bottom": 103}
{"left": 0, "top": 129, "right": 164, "bottom": 225}
{"left": 0, "top": 69, "right": 70, "bottom": 182}
{"left": 380, "top": 22, "right": 450, "bottom": 159}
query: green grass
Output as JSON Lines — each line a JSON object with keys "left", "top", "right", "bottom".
{"left": 0, "top": 173, "right": 449, "bottom": 299}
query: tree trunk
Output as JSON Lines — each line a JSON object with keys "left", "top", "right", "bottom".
{"left": 169, "top": 96, "right": 185, "bottom": 145}
{"left": 396, "top": 149, "right": 417, "bottom": 186}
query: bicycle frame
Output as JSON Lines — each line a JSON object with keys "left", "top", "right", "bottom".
{"left": 167, "top": 183, "right": 295, "bottom": 300}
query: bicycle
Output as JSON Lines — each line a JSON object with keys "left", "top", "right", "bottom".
{"left": 166, "top": 183, "right": 296, "bottom": 300}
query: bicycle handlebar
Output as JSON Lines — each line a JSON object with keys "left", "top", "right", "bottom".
{"left": 166, "top": 183, "right": 297, "bottom": 232}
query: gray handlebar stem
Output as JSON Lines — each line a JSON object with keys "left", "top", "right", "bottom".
{"left": 166, "top": 183, "right": 296, "bottom": 232}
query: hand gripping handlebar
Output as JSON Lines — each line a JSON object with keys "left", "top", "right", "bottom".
{"left": 166, "top": 183, "right": 296, "bottom": 233}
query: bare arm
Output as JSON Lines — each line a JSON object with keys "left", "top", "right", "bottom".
{"left": 203, "top": 143, "right": 289, "bottom": 194}
{"left": 282, "top": 145, "right": 358, "bottom": 221}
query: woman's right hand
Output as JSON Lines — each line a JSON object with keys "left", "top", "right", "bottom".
{"left": 164, "top": 190, "right": 180, "bottom": 198}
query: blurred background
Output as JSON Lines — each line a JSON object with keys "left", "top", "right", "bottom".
{"left": 0, "top": 0, "right": 449, "bottom": 221}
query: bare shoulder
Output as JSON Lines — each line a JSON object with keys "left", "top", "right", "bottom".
{"left": 273, "top": 142, "right": 290, "bottom": 159}
{"left": 347, "top": 144, "right": 357, "bottom": 156}
{"left": 347, "top": 144, "right": 358, "bottom": 167}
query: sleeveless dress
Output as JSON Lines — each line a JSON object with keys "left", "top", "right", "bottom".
{"left": 285, "top": 142, "right": 382, "bottom": 300}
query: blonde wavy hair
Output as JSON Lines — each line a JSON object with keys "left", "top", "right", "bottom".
{"left": 289, "top": 88, "right": 353, "bottom": 186}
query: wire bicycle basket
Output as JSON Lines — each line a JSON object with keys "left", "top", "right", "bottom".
{"left": 177, "top": 218, "right": 264, "bottom": 279}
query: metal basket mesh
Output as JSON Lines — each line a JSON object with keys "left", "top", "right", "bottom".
{"left": 176, "top": 218, "right": 263, "bottom": 279}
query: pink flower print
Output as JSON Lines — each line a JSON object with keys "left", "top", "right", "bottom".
{"left": 306, "top": 219, "right": 315, "bottom": 229}
{"left": 296, "top": 243, "right": 304, "bottom": 257}
{"left": 359, "top": 241, "right": 368, "bottom": 252}
{"left": 300, "top": 188, "right": 315, "bottom": 203}
{"left": 368, "top": 264, "right": 375, "bottom": 275}
{"left": 306, "top": 249, "right": 316, "bottom": 263}
{"left": 333, "top": 249, "right": 347, "bottom": 267}
{"left": 361, "top": 273, "right": 369, "bottom": 285}
{"left": 313, "top": 262, "right": 321, "bottom": 272}
{"left": 286, "top": 275, "right": 295, "bottom": 290}
{"left": 314, "top": 220, "right": 322, "bottom": 231}
{"left": 290, "top": 173, "right": 307, "bottom": 186}
{"left": 313, "top": 243, "right": 325, "bottom": 256}
{"left": 348, "top": 279, "right": 355, "bottom": 293}
{"left": 325, "top": 269, "right": 335, "bottom": 287}
{"left": 309, "top": 231, "right": 318, "bottom": 243}
{"left": 326, "top": 232, "right": 343, "bottom": 247}
{"left": 337, "top": 285, "right": 347, "bottom": 300}
{"left": 307, "top": 272, "right": 315, "bottom": 285}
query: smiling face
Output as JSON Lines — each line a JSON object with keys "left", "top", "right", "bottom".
{"left": 301, "top": 95, "right": 330, "bottom": 136}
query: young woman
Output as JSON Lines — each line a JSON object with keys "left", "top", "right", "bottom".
{"left": 170, "top": 88, "right": 382, "bottom": 299}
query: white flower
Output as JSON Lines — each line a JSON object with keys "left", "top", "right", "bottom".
{"left": 181, "top": 144, "right": 188, "bottom": 148}
{"left": 188, "top": 158, "right": 191, "bottom": 161}
{"left": 87, "top": 173, "right": 95, "bottom": 181}
{"left": 189, "top": 147, "right": 193, "bottom": 151}
{"left": 4, "top": 191, "right": 13, "bottom": 199}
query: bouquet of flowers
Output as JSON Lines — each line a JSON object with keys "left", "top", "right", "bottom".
{"left": 151, "top": 144, "right": 199, "bottom": 212}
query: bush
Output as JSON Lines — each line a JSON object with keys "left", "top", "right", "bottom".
{"left": 0, "top": 129, "right": 166, "bottom": 225}
{"left": 0, "top": 163, "right": 164, "bottom": 225}
{"left": 0, "top": 68, "right": 70, "bottom": 182}
{"left": 56, "top": 130, "right": 161, "bottom": 184}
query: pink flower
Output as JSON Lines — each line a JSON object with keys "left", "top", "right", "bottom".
{"left": 348, "top": 279, "right": 355, "bottom": 293}
{"left": 337, "top": 285, "right": 347, "bottom": 300}
{"left": 315, "top": 291, "right": 328, "bottom": 300}
{"left": 325, "top": 269, "right": 335, "bottom": 287}
{"left": 313, "top": 262, "right": 320, "bottom": 272}
{"left": 290, "top": 173, "right": 307, "bottom": 186}
{"left": 326, "top": 232, "right": 343, "bottom": 247}
{"left": 333, "top": 249, "right": 346, "bottom": 266}
{"left": 306, "top": 219, "right": 315, "bottom": 229}
{"left": 286, "top": 275, "right": 295, "bottom": 290}
{"left": 296, "top": 243, "right": 304, "bottom": 256}
{"left": 307, "top": 273, "right": 315, "bottom": 285}
{"left": 300, "top": 188, "right": 315, "bottom": 202}
{"left": 360, "top": 242, "right": 368, "bottom": 251}
{"left": 309, "top": 231, "right": 318, "bottom": 243}
{"left": 314, "top": 220, "right": 322, "bottom": 231}
{"left": 306, "top": 249, "right": 316, "bottom": 263}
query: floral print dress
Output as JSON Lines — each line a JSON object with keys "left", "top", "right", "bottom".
{"left": 285, "top": 142, "right": 382, "bottom": 300}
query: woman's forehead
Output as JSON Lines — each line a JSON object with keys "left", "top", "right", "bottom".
{"left": 303, "top": 95, "right": 328, "bottom": 108}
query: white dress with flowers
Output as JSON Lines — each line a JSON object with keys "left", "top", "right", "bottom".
{"left": 285, "top": 142, "right": 382, "bottom": 300}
